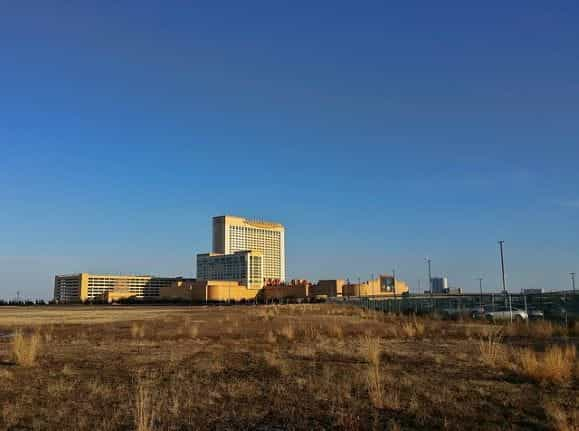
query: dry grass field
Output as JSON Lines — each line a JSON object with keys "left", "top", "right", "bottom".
{"left": 0, "top": 304, "right": 578, "bottom": 430}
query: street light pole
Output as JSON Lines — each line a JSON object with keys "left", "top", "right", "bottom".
{"left": 498, "top": 241, "right": 507, "bottom": 294}
{"left": 477, "top": 277, "right": 483, "bottom": 307}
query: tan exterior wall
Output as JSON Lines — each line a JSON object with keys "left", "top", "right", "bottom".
{"left": 205, "top": 283, "right": 259, "bottom": 302}
{"left": 343, "top": 276, "right": 409, "bottom": 297}
{"left": 80, "top": 273, "right": 89, "bottom": 301}
{"left": 160, "top": 280, "right": 259, "bottom": 302}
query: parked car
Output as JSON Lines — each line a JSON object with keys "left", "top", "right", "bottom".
{"left": 485, "top": 308, "right": 528, "bottom": 322}
{"left": 441, "top": 306, "right": 486, "bottom": 320}
{"left": 470, "top": 306, "right": 486, "bottom": 320}
{"left": 528, "top": 309, "right": 544, "bottom": 320}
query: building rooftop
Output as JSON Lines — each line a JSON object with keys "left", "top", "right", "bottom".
{"left": 197, "top": 250, "right": 263, "bottom": 257}
{"left": 56, "top": 273, "right": 188, "bottom": 279}
{"left": 214, "top": 215, "right": 284, "bottom": 229}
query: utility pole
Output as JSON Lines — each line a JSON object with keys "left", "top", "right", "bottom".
{"left": 498, "top": 240, "right": 513, "bottom": 323}
{"left": 426, "top": 258, "right": 433, "bottom": 314}
{"left": 425, "top": 258, "right": 432, "bottom": 294}
{"left": 390, "top": 269, "right": 397, "bottom": 313}
{"left": 477, "top": 277, "right": 484, "bottom": 307}
{"left": 498, "top": 241, "right": 507, "bottom": 294}
{"left": 570, "top": 272, "right": 576, "bottom": 294}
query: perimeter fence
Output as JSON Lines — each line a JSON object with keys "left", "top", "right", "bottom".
{"left": 331, "top": 290, "right": 579, "bottom": 324}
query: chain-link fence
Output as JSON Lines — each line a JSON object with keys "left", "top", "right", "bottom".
{"left": 331, "top": 290, "right": 579, "bottom": 324}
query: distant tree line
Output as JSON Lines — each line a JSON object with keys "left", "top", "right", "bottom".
{"left": 0, "top": 296, "right": 330, "bottom": 306}
{"left": 0, "top": 299, "right": 52, "bottom": 306}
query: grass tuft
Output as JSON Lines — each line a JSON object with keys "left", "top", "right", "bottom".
{"left": 189, "top": 324, "right": 199, "bottom": 338}
{"left": 265, "top": 330, "right": 277, "bottom": 344}
{"left": 12, "top": 329, "right": 41, "bottom": 367}
{"left": 135, "top": 380, "right": 156, "bottom": 431}
{"left": 543, "top": 401, "right": 571, "bottom": 431}
{"left": 400, "top": 317, "right": 425, "bottom": 338}
{"left": 278, "top": 323, "right": 295, "bottom": 341}
{"left": 515, "top": 345, "right": 576, "bottom": 384}
{"left": 479, "top": 331, "right": 505, "bottom": 367}
{"left": 364, "top": 336, "right": 381, "bottom": 366}
{"left": 131, "top": 322, "right": 146, "bottom": 339}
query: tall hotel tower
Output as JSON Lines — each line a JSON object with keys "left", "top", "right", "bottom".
{"left": 212, "top": 215, "right": 285, "bottom": 281}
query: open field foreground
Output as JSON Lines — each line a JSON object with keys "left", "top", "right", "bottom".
{"left": 1, "top": 305, "right": 578, "bottom": 431}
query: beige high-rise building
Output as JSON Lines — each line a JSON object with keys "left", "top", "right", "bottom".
{"left": 212, "top": 215, "right": 285, "bottom": 281}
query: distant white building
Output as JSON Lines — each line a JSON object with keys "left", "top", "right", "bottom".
{"left": 431, "top": 277, "right": 448, "bottom": 294}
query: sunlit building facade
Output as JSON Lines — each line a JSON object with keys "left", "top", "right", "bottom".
{"left": 54, "top": 273, "right": 185, "bottom": 303}
{"left": 212, "top": 215, "right": 285, "bottom": 281}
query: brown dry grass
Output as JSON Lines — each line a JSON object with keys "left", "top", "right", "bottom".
{"left": 0, "top": 304, "right": 578, "bottom": 430}
{"left": 130, "top": 322, "right": 146, "bottom": 339}
{"left": 544, "top": 401, "right": 573, "bottom": 431}
{"left": 504, "top": 320, "right": 569, "bottom": 339}
{"left": 515, "top": 345, "right": 577, "bottom": 384}
{"left": 135, "top": 379, "right": 157, "bottom": 431}
{"left": 278, "top": 322, "right": 295, "bottom": 340}
{"left": 364, "top": 337, "right": 384, "bottom": 409}
{"left": 188, "top": 324, "right": 199, "bottom": 338}
{"left": 11, "top": 329, "right": 41, "bottom": 367}
{"left": 478, "top": 330, "right": 506, "bottom": 367}
{"left": 400, "top": 317, "right": 425, "bottom": 338}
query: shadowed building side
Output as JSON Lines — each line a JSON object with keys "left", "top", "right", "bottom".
{"left": 262, "top": 280, "right": 311, "bottom": 302}
{"left": 310, "top": 280, "right": 346, "bottom": 298}
{"left": 196, "top": 250, "right": 264, "bottom": 290}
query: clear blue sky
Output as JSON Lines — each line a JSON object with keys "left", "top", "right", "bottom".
{"left": 1, "top": 1, "right": 578, "bottom": 299}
